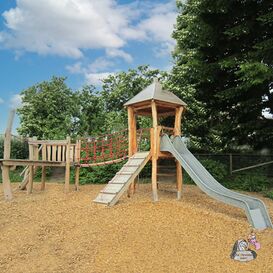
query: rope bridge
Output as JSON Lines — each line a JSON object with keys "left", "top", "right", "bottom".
{"left": 79, "top": 128, "right": 150, "bottom": 167}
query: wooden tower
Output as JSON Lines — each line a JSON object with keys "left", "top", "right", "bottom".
{"left": 124, "top": 78, "right": 187, "bottom": 201}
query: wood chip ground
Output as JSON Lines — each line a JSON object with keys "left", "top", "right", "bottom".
{"left": 1, "top": 182, "right": 273, "bottom": 273}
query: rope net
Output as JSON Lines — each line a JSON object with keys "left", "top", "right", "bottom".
{"left": 79, "top": 128, "right": 151, "bottom": 166}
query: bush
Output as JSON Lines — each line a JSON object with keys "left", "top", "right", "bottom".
{"left": 0, "top": 138, "right": 28, "bottom": 159}
{"left": 74, "top": 161, "right": 125, "bottom": 184}
{"left": 264, "top": 190, "right": 273, "bottom": 200}
{"left": 223, "top": 173, "right": 270, "bottom": 192}
{"left": 200, "top": 159, "right": 228, "bottom": 181}
{"left": 183, "top": 158, "right": 228, "bottom": 184}
{"left": 0, "top": 167, "right": 24, "bottom": 183}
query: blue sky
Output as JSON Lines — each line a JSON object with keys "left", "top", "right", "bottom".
{"left": 0, "top": 0, "right": 177, "bottom": 133}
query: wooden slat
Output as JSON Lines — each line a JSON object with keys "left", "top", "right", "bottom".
{"left": 57, "top": 145, "right": 62, "bottom": 161}
{"left": 42, "top": 145, "right": 47, "bottom": 160}
{"left": 52, "top": 145, "right": 57, "bottom": 161}
{"left": 70, "top": 146, "right": 74, "bottom": 162}
{"left": 62, "top": 146, "right": 66, "bottom": 162}
{"left": 101, "top": 184, "right": 124, "bottom": 194}
{"left": 94, "top": 193, "right": 115, "bottom": 204}
{"left": 28, "top": 140, "right": 68, "bottom": 145}
{"left": 1, "top": 159, "right": 66, "bottom": 167}
{"left": 47, "top": 145, "right": 51, "bottom": 161}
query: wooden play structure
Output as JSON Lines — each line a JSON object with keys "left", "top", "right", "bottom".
{"left": 1, "top": 78, "right": 186, "bottom": 204}
{"left": 94, "top": 78, "right": 187, "bottom": 205}
{"left": 0, "top": 110, "right": 83, "bottom": 200}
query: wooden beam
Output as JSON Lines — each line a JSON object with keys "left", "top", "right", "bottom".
{"left": 75, "top": 139, "right": 81, "bottom": 191}
{"left": 151, "top": 101, "right": 158, "bottom": 201}
{"left": 127, "top": 106, "right": 137, "bottom": 196}
{"left": 174, "top": 106, "right": 183, "bottom": 135}
{"left": 28, "top": 140, "right": 68, "bottom": 145}
{"left": 64, "top": 136, "right": 71, "bottom": 193}
{"left": 2, "top": 110, "right": 15, "bottom": 200}
{"left": 174, "top": 106, "right": 184, "bottom": 199}
{"left": 27, "top": 137, "right": 36, "bottom": 194}
{"left": 1, "top": 159, "right": 66, "bottom": 167}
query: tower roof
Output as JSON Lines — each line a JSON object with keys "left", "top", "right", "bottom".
{"left": 124, "top": 78, "right": 187, "bottom": 107}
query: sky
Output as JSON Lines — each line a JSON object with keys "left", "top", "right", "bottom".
{"left": 0, "top": 0, "right": 178, "bottom": 133}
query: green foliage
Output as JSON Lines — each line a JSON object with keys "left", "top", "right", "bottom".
{"left": 223, "top": 173, "right": 270, "bottom": 192}
{"left": 0, "top": 167, "right": 23, "bottom": 183}
{"left": 200, "top": 159, "right": 228, "bottom": 181}
{"left": 0, "top": 137, "right": 28, "bottom": 159}
{"left": 264, "top": 189, "right": 273, "bottom": 200}
{"left": 17, "top": 76, "right": 78, "bottom": 139}
{"left": 100, "top": 65, "right": 167, "bottom": 133}
{"left": 171, "top": 0, "right": 273, "bottom": 151}
{"left": 183, "top": 158, "right": 228, "bottom": 184}
{"left": 73, "top": 162, "right": 123, "bottom": 184}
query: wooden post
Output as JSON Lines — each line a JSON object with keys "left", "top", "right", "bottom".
{"left": 2, "top": 110, "right": 15, "bottom": 200}
{"left": 64, "top": 136, "right": 71, "bottom": 193}
{"left": 127, "top": 106, "right": 137, "bottom": 196}
{"left": 174, "top": 107, "right": 183, "bottom": 200}
{"left": 229, "top": 153, "right": 233, "bottom": 175}
{"left": 27, "top": 137, "right": 36, "bottom": 194}
{"left": 75, "top": 139, "right": 81, "bottom": 191}
{"left": 41, "top": 144, "right": 46, "bottom": 191}
{"left": 151, "top": 101, "right": 158, "bottom": 201}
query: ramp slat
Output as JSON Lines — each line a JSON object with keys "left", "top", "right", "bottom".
{"left": 93, "top": 151, "right": 151, "bottom": 206}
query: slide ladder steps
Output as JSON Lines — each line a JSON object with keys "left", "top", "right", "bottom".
{"left": 94, "top": 152, "right": 151, "bottom": 206}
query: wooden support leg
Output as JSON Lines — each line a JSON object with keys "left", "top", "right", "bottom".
{"left": 75, "top": 166, "right": 80, "bottom": 191}
{"left": 41, "top": 166, "right": 46, "bottom": 191}
{"left": 65, "top": 166, "right": 70, "bottom": 193}
{"left": 27, "top": 165, "right": 34, "bottom": 194}
{"left": 176, "top": 161, "right": 182, "bottom": 200}
{"left": 152, "top": 158, "right": 158, "bottom": 201}
{"left": 2, "top": 166, "right": 13, "bottom": 201}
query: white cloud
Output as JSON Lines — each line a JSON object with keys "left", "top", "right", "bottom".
{"left": 106, "top": 48, "right": 133, "bottom": 63}
{"left": 88, "top": 57, "right": 114, "bottom": 73}
{"left": 1, "top": 0, "right": 131, "bottom": 58}
{"left": 10, "top": 94, "right": 22, "bottom": 109}
{"left": 0, "top": 0, "right": 177, "bottom": 59}
{"left": 66, "top": 62, "right": 83, "bottom": 74}
{"left": 85, "top": 72, "right": 112, "bottom": 86}
{"left": 0, "top": 97, "right": 4, "bottom": 104}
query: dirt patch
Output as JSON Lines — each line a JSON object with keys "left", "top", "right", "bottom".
{"left": 0, "top": 182, "right": 273, "bottom": 273}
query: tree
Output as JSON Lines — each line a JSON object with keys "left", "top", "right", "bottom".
{"left": 17, "top": 77, "right": 78, "bottom": 139}
{"left": 100, "top": 65, "right": 167, "bottom": 132}
{"left": 171, "top": 0, "right": 273, "bottom": 151}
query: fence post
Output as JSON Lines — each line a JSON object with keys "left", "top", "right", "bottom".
{"left": 64, "top": 136, "right": 71, "bottom": 193}
{"left": 229, "top": 153, "right": 233, "bottom": 175}
{"left": 2, "top": 110, "right": 15, "bottom": 200}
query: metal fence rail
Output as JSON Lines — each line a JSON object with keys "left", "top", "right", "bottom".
{"left": 195, "top": 153, "right": 273, "bottom": 177}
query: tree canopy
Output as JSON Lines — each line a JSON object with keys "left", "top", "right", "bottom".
{"left": 170, "top": 0, "right": 273, "bottom": 151}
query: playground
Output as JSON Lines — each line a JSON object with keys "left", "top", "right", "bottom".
{"left": 1, "top": 182, "right": 273, "bottom": 273}
{"left": 1, "top": 80, "right": 273, "bottom": 272}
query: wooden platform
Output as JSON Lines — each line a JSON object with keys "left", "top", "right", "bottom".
{"left": 93, "top": 151, "right": 151, "bottom": 206}
{"left": 0, "top": 159, "right": 69, "bottom": 167}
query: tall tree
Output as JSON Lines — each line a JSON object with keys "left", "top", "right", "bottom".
{"left": 101, "top": 65, "right": 167, "bottom": 132}
{"left": 171, "top": 0, "right": 273, "bottom": 151}
{"left": 17, "top": 77, "right": 77, "bottom": 139}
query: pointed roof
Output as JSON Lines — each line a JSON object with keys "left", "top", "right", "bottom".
{"left": 124, "top": 78, "right": 187, "bottom": 107}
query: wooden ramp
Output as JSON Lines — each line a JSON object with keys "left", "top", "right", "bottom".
{"left": 93, "top": 151, "right": 151, "bottom": 206}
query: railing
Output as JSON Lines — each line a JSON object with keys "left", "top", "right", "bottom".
{"left": 80, "top": 130, "right": 129, "bottom": 166}
{"left": 79, "top": 128, "right": 152, "bottom": 166}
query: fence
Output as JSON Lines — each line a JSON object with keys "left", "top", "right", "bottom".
{"left": 195, "top": 153, "right": 273, "bottom": 177}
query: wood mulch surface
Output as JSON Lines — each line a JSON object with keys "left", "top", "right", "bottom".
{"left": 0, "top": 182, "right": 273, "bottom": 273}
